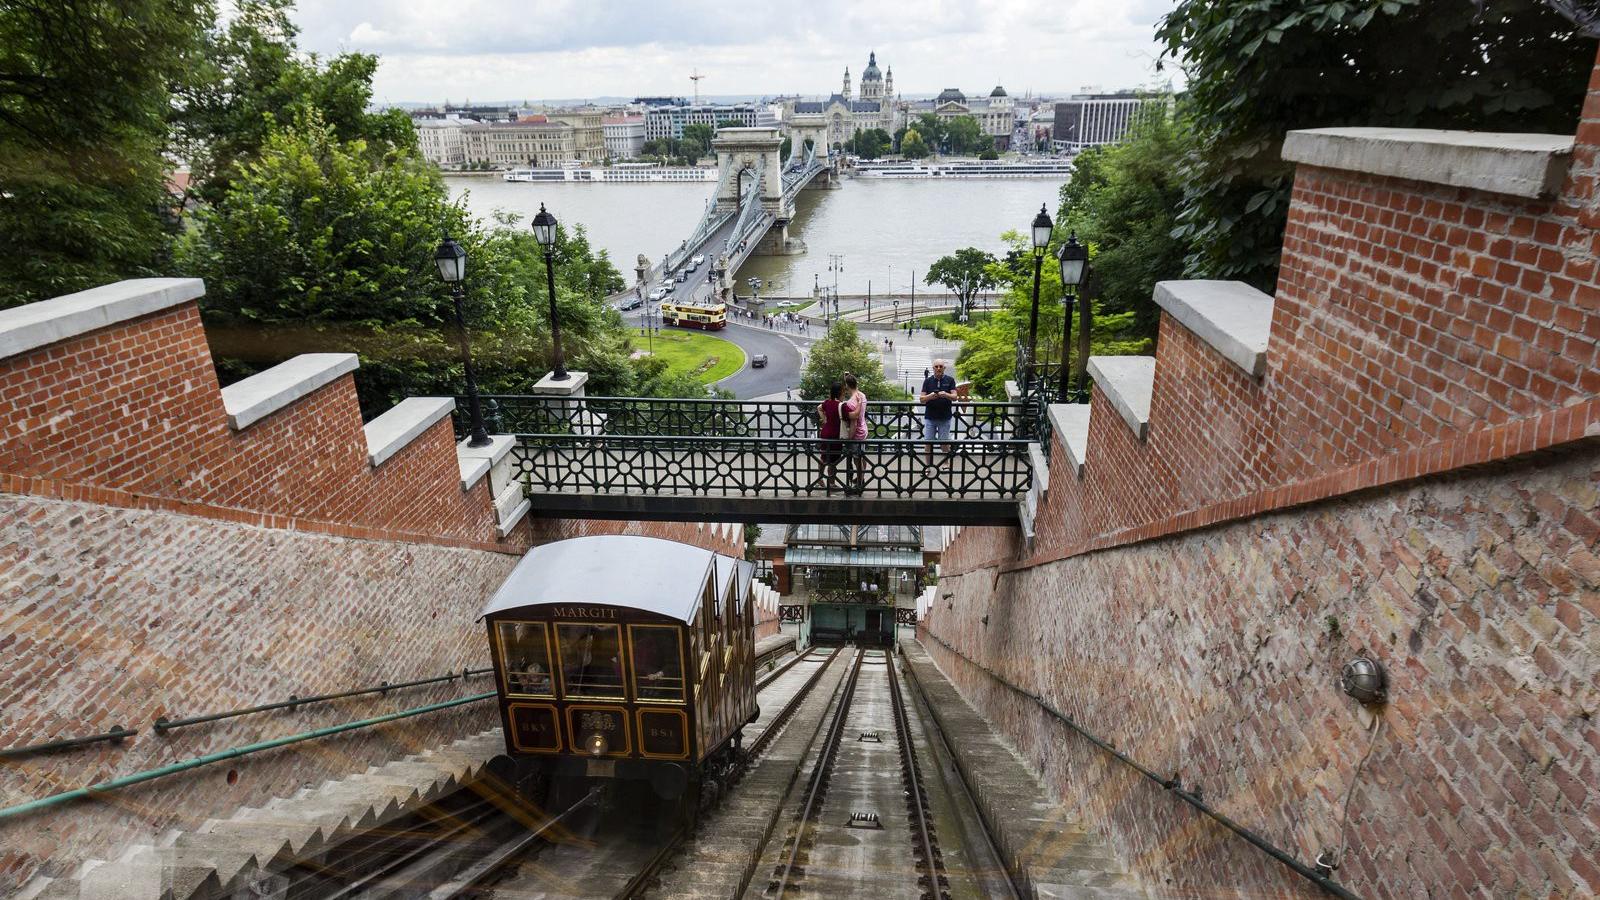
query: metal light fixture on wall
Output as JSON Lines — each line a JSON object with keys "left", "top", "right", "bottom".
{"left": 434, "top": 236, "right": 491, "bottom": 447}
{"left": 1340, "top": 656, "right": 1388, "bottom": 704}
{"left": 530, "top": 204, "right": 568, "bottom": 380}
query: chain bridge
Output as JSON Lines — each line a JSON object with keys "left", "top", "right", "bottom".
{"left": 657, "top": 127, "right": 830, "bottom": 301}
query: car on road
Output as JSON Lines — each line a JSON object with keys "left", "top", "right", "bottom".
{"left": 690, "top": 254, "right": 706, "bottom": 269}
{"left": 620, "top": 295, "right": 644, "bottom": 310}
{"left": 751, "top": 354, "right": 767, "bottom": 368}
{"left": 647, "top": 287, "right": 669, "bottom": 302}
{"left": 676, "top": 271, "right": 689, "bottom": 283}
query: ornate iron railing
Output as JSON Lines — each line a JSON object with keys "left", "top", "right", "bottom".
{"left": 465, "top": 396, "right": 1029, "bottom": 442}
{"left": 811, "top": 588, "right": 893, "bottom": 605}
{"left": 504, "top": 434, "right": 1033, "bottom": 501}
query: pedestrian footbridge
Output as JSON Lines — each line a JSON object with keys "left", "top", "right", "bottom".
{"left": 462, "top": 396, "right": 1038, "bottom": 525}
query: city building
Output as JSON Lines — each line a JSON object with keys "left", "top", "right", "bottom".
{"left": 1051, "top": 92, "right": 1170, "bottom": 152}
{"left": 772, "top": 524, "right": 931, "bottom": 647}
{"left": 414, "top": 116, "right": 475, "bottom": 168}
{"left": 545, "top": 110, "right": 605, "bottom": 162}
{"left": 905, "top": 85, "right": 1018, "bottom": 150}
{"left": 603, "top": 115, "right": 646, "bottom": 158}
{"left": 461, "top": 117, "right": 578, "bottom": 168}
{"left": 643, "top": 102, "right": 762, "bottom": 140}
{"left": 786, "top": 51, "right": 898, "bottom": 151}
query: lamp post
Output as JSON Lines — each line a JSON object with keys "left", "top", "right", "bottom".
{"left": 1055, "top": 232, "right": 1088, "bottom": 402}
{"left": 434, "top": 236, "right": 491, "bottom": 448}
{"left": 1027, "top": 203, "right": 1053, "bottom": 372}
{"left": 531, "top": 203, "right": 567, "bottom": 380}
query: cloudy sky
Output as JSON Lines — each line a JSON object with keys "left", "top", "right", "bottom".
{"left": 291, "top": 0, "right": 1179, "bottom": 104}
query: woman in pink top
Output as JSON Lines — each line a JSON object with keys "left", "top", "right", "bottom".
{"left": 840, "top": 373, "right": 868, "bottom": 495}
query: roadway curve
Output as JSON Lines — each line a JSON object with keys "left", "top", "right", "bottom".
{"left": 616, "top": 303, "right": 815, "bottom": 399}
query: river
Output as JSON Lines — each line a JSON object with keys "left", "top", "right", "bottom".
{"left": 446, "top": 175, "right": 1068, "bottom": 298}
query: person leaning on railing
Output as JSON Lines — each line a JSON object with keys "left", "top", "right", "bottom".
{"left": 918, "top": 358, "right": 958, "bottom": 465}
{"left": 809, "top": 381, "right": 845, "bottom": 495}
{"left": 840, "top": 373, "right": 868, "bottom": 495}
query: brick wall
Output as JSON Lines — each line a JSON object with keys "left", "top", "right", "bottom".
{"left": 928, "top": 47, "right": 1600, "bottom": 900}
{"left": 0, "top": 283, "right": 746, "bottom": 891}
{"left": 0, "top": 302, "right": 518, "bottom": 551}
{"left": 926, "top": 445, "right": 1599, "bottom": 898}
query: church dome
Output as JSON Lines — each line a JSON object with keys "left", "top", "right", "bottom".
{"left": 862, "top": 51, "right": 883, "bottom": 81}
{"left": 936, "top": 88, "right": 966, "bottom": 103}
{"left": 990, "top": 85, "right": 1008, "bottom": 97}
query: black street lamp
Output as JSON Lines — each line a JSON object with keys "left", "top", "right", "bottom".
{"left": 1056, "top": 232, "right": 1088, "bottom": 402}
{"left": 1027, "top": 203, "right": 1053, "bottom": 372}
{"left": 531, "top": 203, "right": 567, "bottom": 380}
{"left": 434, "top": 235, "right": 491, "bottom": 448}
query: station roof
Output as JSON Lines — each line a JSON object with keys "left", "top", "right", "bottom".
{"left": 785, "top": 523, "right": 922, "bottom": 547}
{"left": 479, "top": 535, "right": 718, "bottom": 623}
{"left": 785, "top": 546, "right": 923, "bottom": 568}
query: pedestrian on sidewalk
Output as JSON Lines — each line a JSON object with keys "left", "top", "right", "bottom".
{"left": 918, "top": 359, "right": 958, "bottom": 465}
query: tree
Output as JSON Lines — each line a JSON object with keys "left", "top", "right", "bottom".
{"left": 1157, "top": 0, "right": 1592, "bottom": 292}
{"left": 176, "top": 0, "right": 415, "bottom": 204}
{"left": 977, "top": 147, "right": 999, "bottom": 160}
{"left": 847, "top": 128, "right": 892, "bottom": 160}
{"left": 799, "top": 321, "right": 905, "bottom": 401}
{"left": 914, "top": 114, "right": 949, "bottom": 152}
{"left": 1058, "top": 105, "right": 1191, "bottom": 334}
{"left": 0, "top": 0, "right": 208, "bottom": 306}
{"left": 681, "top": 123, "right": 715, "bottom": 159}
{"left": 924, "top": 248, "right": 999, "bottom": 319}
{"left": 177, "top": 113, "right": 630, "bottom": 413}
{"left": 944, "top": 115, "right": 987, "bottom": 155}
{"left": 900, "top": 129, "right": 930, "bottom": 159}
{"left": 716, "top": 119, "right": 745, "bottom": 130}
{"left": 939, "top": 231, "right": 1152, "bottom": 399}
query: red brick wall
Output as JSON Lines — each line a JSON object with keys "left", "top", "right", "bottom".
{"left": 929, "top": 47, "right": 1600, "bottom": 900}
{"left": 0, "top": 303, "right": 518, "bottom": 551}
{"left": 927, "top": 446, "right": 1599, "bottom": 898}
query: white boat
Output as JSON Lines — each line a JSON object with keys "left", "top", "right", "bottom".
{"left": 503, "top": 166, "right": 717, "bottom": 183}
{"left": 853, "top": 159, "right": 1074, "bottom": 179}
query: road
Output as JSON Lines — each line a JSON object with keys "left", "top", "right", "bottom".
{"left": 616, "top": 301, "right": 816, "bottom": 399}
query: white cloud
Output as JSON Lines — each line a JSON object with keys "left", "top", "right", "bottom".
{"left": 292, "top": 0, "right": 1176, "bottom": 103}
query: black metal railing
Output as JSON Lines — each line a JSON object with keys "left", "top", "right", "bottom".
{"left": 811, "top": 588, "right": 893, "bottom": 605}
{"left": 461, "top": 396, "right": 1030, "bottom": 443}
{"left": 154, "top": 667, "right": 494, "bottom": 733}
{"left": 0, "top": 726, "right": 137, "bottom": 760}
{"left": 506, "top": 435, "right": 1033, "bottom": 501}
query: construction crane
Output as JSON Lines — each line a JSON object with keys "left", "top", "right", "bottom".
{"left": 690, "top": 69, "right": 705, "bottom": 105}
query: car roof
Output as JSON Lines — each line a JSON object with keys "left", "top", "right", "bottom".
{"left": 479, "top": 535, "right": 726, "bottom": 623}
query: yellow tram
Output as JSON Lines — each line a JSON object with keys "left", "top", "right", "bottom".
{"left": 480, "top": 535, "right": 757, "bottom": 804}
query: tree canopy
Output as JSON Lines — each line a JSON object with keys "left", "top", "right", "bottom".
{"left": 924, "top": 248, "right": 999, "bottom": 319}
{"left": 0, "top": 0, "right": 208, "bottom": 306}
{"left": 900, "top": 129, "right": 930, "bottom": 159}
{"left": 845, "top": 128, "right": 893, "bottom": 159}
{"left": 681, "top": 123, "right": 715, "bottom": 159}
{"left": 799, "top": 321, "right": 905, "bottom": 401}
{"left": 1156, "top": 0, "right": 1593, "bottom": 291}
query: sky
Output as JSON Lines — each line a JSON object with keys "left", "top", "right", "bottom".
{"left": 290, "top": 0, "right": 1179, "bottom": 105}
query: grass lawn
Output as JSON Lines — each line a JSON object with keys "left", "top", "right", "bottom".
{"left": 643, "top": 329, "right": 747, "bottom": 383}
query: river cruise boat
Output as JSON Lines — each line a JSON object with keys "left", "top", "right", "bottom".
{"left": 852, "top": 159, "right": 1074, "bottom": 179}
{"left": 504, "top": 165, "right": 717, "bottom": 183}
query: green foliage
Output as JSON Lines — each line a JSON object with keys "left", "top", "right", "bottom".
{"left": 900, "top": 129, "right": 930, "bottom": 159}
{"left": 715, "top": 119, "right": 745, "bottom": 130}
{"left": 176, "top": 0, "right": 415, "bottom": 204}
{"left": 944, "top": 115, "right": 988, "bottom": 155}
{"left": 1157, "top": 0, "right": 1593, "bottom": 291}
{"left": 940, "top": 232, "right": 1151, "bottom": 399}
{"left": 1058, "top": 106, "right": 1191, "bottom": 334}
{"left": 844, "top": 128, "right": 893, "bottom": 160}
{"left": 0, "top": 0, "right": 208, "bottom": 306}
{"left": 977, "top": 147, "right": 999, "bottom": 160}
{"left": 681, "top": 123, "right": 715, "bottom": 159}
{"left": 913, "top": 114, "right": 948, "bottom": 151}
{"left": 781, "top": 136, "right": 793, "bottom": 160}
{"left": 924, "top": 248, "right": 999, "bottom": 318}
{"left": 799, "top": 321, "right": 905, "bottom": 402}
{"left": 177, "top": 112, "right": 630, "bottom": 412}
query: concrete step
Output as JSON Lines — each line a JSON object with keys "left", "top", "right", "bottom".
{"left": 1048, "top": 403, "right": 1091, "bottom": 477}
{"left": 1086, "top": 356, "right": 1155, "bottom": 441}
{"left": 1153, "top": 280, "right": 1274, "bottom": 377}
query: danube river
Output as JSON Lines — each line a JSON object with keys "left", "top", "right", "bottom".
{"left": 445, "top": 175, "right": 1067, "bottom": 297}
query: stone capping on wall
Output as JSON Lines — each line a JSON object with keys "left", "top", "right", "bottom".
{"left": 1281, "top": 127, "right": 1574, "bottom": 199}
{"left": 364, "top": 397, "right": 456, "bottom": 467}
{"left": 1047, "top": 404, "right": 1091, "bottom": 478}
{"left": 0, "top": 277, "right": 205, "bottom": 359}
{"left": 219, "top": 353, "right": 360, "bottom": 430}
{"left": 1152, "top": 280, "right": 1274, "bottom": 377}
{"left": 1084, "top": 355, "right": 1155, "bottom": 440}
{"left": 456, "top": 434, "right": 513, "bottom": 492}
